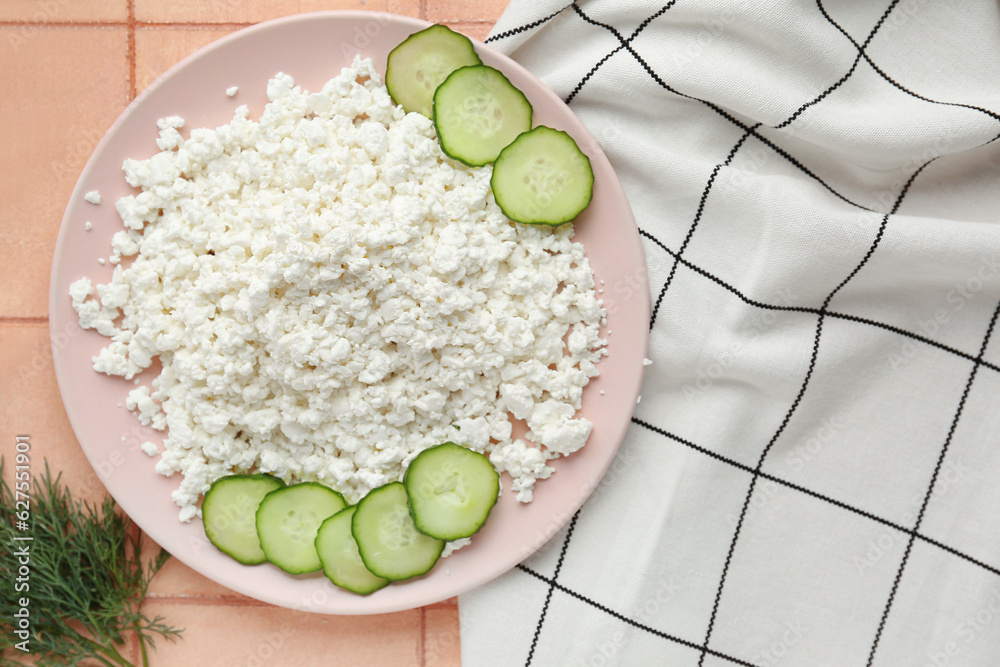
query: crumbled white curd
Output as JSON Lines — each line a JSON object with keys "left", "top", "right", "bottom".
{"left": 70, "top": 56, "right": 606, "bottom": 522}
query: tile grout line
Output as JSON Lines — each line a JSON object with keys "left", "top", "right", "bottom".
{"left": 0, "top": 19, "right": 495, "bottom": 26}
{"left": 127, "top": 0, "right": 136, "bottom": 100}
{"left": 419, "top": 606, "right": 427, "bottom": 667}
{"left": 145, "top": 594, "right": 274, "bottom": 607}
{"left": 135, "top": 21, "right": 256, "bottom": 29}
{"left": 0, "top": 317, "right": 48, "bottom": 325}
{"left": 146, "top": 591, "right": 458, "bottom": 611}
{"left": 0, "top": 20, "right": 126, "bottom": 27}
{"left": 0, "top": 20, "right": 257, "bottom": 27}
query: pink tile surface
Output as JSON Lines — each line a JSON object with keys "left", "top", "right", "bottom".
{"left": 3, "top": 4, "right": 510, "bottom": 664}
{"left": 426, "top": 0, "right": 508, "bottom": 30}
{"left": 0, "top": 26, "right": 130, "bottom": 318}
{"left": 134, "top": 0, "right": 421, "bottom": 24}
{"left": 135, "top": 26, "right": 242, "bottom": 94}
{"left": 441, "top": 21, "right": 494, "bottom": 42}
{"left": 425, "top": 607, "right": 464, "bottom": 667}
{"left": 0, "top": 0, "right": 126, "bottom": 22}
{"left": 0, "top": 324, "right": 108, "bottom": 506}
{"left": 139, "top": 602, "right": 422, "bottom": 666}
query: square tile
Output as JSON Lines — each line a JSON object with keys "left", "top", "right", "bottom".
{"left": 135, "top": 26, "right": 241, "bottom": 94}
{"left": 142, "top": 531, "right": 249, "bottom": 599}
{"left": 0, "top": 0, "right": 126, "bottom": 22}
{"left": 425, "top": 607, "right": 462, "bottom": 667}
{"left": 134, "top": 0, "right": 421, "bottom": 25}
{"left": 0, "top": 323, "right": 108, "bottom": 505}
{"left": 143, "top": 602, "right": 421, "bottom": 666}
{"left": 426, "top": 0, "right": 508, "bottom": 24}
{"left": 0, "top": 26, "right": 129, "bottom": 318}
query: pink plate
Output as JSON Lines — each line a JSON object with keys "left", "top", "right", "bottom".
{"left": 49, "top": 11, "right": 649, "bottom": 615}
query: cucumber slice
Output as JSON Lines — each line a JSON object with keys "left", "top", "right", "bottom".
{"left": 315, "top": 506, "right": 390, "bottom": 596}
{"left": 385, "top": 24, "right": 482, "bottom": 118}
{"left": 352, "top": 482, "right": 444, "bottom": 581}
{"left": 433, "top": 65, "right": 533, "bottom": 166}
{"left": 255, "top": 482, "right": 346, "bottom": 574}
{"left": 202, "top": 473, "right": 285, "bottom": 565}
{"left": 491, "top": 125, "right": 595, "bottom": 226}
{"left": 404, "top": 442, "right": 500, "bottom": 540}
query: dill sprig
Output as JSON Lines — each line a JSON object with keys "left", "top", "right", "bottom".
{"left": 0, "top": 459, "right": 182, "bottom": 666}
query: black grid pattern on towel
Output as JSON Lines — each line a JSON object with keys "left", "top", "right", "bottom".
{"left": 484, "top": 1, "right": 1000, "bottom": 665}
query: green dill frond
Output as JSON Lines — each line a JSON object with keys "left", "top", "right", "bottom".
{"left": 0, "top": 459, "right": 183, "bottom": 666}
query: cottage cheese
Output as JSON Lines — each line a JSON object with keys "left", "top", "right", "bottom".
{"left": 70, "top": 56, "right": 607, "bottom": 522}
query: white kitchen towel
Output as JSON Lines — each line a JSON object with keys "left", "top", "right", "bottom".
{"left": 459, "top": 1, "right": 1000, "bottom": 665}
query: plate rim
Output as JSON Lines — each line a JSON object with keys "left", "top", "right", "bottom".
{"left": 48, "top": 9, "right": 650, "bottom": 615}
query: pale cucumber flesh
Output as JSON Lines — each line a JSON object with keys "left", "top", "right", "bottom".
{"left": 404, "top": 442, "right": 499, "bottom": 540}
{"left": 316, "top": 506, "right": 390, "bottom": 595}
{"left": 202, "top": 474, "right": 285, "bottom": 565}
{"left": 434, "top": 65, "right": 533, "bottom": 166}
{"left": 255, "top": 483, "right": 346, "bottom": 575}
{"left": 352, "top": 482, "right": 444, "bottom": 581}
{"left": 491, "top": 125, "right": 594, "bottom": 226}
{"left": 385, "top": 24, "right": 482, "bottom": 118}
